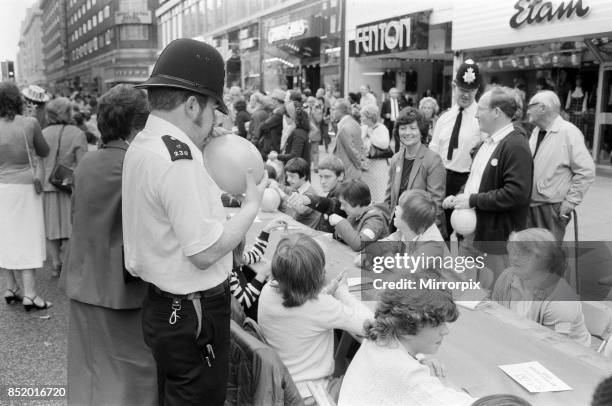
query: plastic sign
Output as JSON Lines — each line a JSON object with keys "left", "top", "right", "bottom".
{"left": 268, "top": 20, "right": 308, "bottom": 43}
{"left": 509, "top": 0, "right": 590, "bottom": 29}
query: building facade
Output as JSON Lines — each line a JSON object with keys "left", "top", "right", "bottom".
{"left": 0, "top": 61, "right": 16, "bottom": 82}
{"left": 156, "top": 0, "right": 343, "bottom": 94}
{"left": 453, "top": 0, "right": 612, "bottom": 167}
{"left": 344, "top": 0, "right": 453, "bottom": 108}
{"left": 16, "top": 2, "right": 45, "bottom": 87}
{"left": 40, "top": 0, "right": 69, "bottom": 93}
{"left": 65, "top": 0, "right": 159, "bottom": 95}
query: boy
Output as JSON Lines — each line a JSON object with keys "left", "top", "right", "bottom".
{"left": 287, "top": 156, "right": 346, "bottom": 233}
{"left": 272, "top": 157, "right": 321, "bottom": 229}
{"left": 328, "top": 180, "right": 390, "bottom": 251}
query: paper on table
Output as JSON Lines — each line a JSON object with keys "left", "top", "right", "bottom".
{"left": 499, "top": 362, "right": 572, "bottom": 393}
{"left": 347, "top": 277, "right": 362, "bottom": 287}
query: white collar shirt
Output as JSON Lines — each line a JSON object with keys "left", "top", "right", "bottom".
{"left": 122, "top": 114, "right": 230, "bottom": 294}
{"left": 464, "top": 123, "right": 514, "bottom": 196}
{"left": 429, "top": 102, "right": 481, "bottom": 173}
{"left": 390, "top": 98, "right": 399, "bottom": 121}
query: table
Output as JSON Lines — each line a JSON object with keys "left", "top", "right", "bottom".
{"left": 237, "top": 209, "right": 612, "bottom": 406}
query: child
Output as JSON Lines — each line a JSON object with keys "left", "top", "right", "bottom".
{"left": 287, "top": 156, "right": 347, "bottom": 233}
{"left": 230, "top": 218, "right": 285, "bottom": 321}
{"left": 492, "top": 228, "right": 591, "bottom": 347}
{"left": 258, "top": 233, "right": 373, "bottom": 401}
{"left": 271, "top": 157, "right": 320, "bottom": 229}
{"left": 337, "top": 281, "right": 475, "bottom": 406}
{"left": 328, "top": 179, "right": 390, "bottom": 251}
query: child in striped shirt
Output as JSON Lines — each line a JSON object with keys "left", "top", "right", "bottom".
{"left": 231, "top": 218, "right": 286, "bottom": 321}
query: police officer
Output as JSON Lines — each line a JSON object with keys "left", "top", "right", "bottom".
{"left": 122, "top": 39, "right": 266, "bottom": 405}
{"left": 429, "top": 59, "right": 482, "bottom": 239}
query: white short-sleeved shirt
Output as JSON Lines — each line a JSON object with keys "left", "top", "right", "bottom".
{"left": 122, "top": 114, "right": 230, "bottom": 294}
{"left": 429, "top": 102, "right": 481, "bottom": 173}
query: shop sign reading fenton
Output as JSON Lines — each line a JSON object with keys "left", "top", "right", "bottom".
{"left": 353, "top": 16, "right": 412, "bottom": 56}
{"left": 267, "top": 20, "right": 308, "bottom": 43}
{"left": 509, "top": 0, "right": 590, "bottom": 28}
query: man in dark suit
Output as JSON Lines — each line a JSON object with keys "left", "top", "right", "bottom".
{"left": 380, "top": 87, "right": 406, "bottom": 151}
{"left": 444, "top": 86, "right": 533, "bottom": 281}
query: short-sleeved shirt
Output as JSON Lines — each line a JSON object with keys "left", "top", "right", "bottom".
{"left": 122, "top": 114, "right": 230, "bottom": 294}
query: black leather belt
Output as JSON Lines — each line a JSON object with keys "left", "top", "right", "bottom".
{"left": 151, "top": 279, "right": 229, "bottom": 301}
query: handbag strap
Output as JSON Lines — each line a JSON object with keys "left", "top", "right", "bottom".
{"left": 21, "top": 130, "right": 36, "bottom": 177}
{"left": 54, "top": 125, "right": 66, "bottom": 164}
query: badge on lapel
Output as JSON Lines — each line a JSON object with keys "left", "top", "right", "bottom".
{"left": 490, "top": 158, "right": 498, "bottom": 167}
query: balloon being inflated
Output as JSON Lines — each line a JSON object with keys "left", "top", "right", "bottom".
{"left": 203, "top": 134, "right": 265, "bottom": 194}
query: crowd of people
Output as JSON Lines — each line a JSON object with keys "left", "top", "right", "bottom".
{"left": 0, "top": 37, "right": 607, "bottom": 406}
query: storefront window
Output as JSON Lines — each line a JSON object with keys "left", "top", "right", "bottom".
{"left": 262, "top": 0, "right": 341, "bottom": 92}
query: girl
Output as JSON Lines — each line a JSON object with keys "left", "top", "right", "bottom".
{"left": 258, "top": 233, "right": 373, "bottom": 402}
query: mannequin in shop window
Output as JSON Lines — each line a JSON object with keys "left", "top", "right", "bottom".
{"left": 404, "top": 67, "right": 418, "bottom": 107}
{"left": 565, "top": 75, "right": 588, "bottom": 131}
{"left": 382, "top": 69, "right": 396, "bottom": 94}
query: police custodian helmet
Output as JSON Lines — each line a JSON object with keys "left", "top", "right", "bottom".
{"left": 137, "top": 38, "right": 228, "bottom": 114}
{"left": 454, "top": 59, "right": 481, "bottom": 91}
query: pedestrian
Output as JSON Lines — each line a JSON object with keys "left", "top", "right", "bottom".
{"left": 233, "top": 99, "right": 251, "bottom": 138}
{"left": 42, "top": 97, "right": 88, "bottom": 277}
{"left": 258, "top": 88, "right": 285, "bottom": 160}
{"left": 525, "top": 90, "right": 595, "bottom": 241}
{"left": 360, "top": 104, "right": 391, "bottom": 203}
{"left": 430, "top": 60, "right": 482, "bottom": 239}
{"left": 21, "top": 84, "right": 50, "bottom": 129}
{"left": 269, "top": 107, "right": 310, "bottom": 164}
{"left": 247, "top": 92, "right": 270, "bottom": 144}
{"left": 359, "top": 84, "right": 377, "bottom": 108}
{"left": 332, "top": 98, "right": 364, "bottom": 181}
{"left": 59, "top": 84, "right": 157, "bottom": 405}
{"left": 0, "top": 81, "right": 51, "bottom": 311}
{"left": 380, "top": 87, "right": 406, "bottom": 151}
{"left": 123, "top": 38, "right": 266, "bottom": 405}
{"left": 418, "top": 96, "right": 440, "bottom": 145}
{"left": 444, "top": 86, "right": 533, "bottom": 280}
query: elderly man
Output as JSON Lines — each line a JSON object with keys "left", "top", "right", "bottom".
{"left": 445, "top": 86, "right": 533, "bottom": 279}
{"left": 525, "top": 90, "right": 595, "bottom": 241}
{"left": 380, "top": 87, "right": 406, "bottom": 151}
{"left": 332, "top": 98, "right": 364, "bottom": 181}
{"left": 430, "top": 60, "right": 482, "bottom": 239}
{"left": 359, "top": 84, "right": 377, "bottom": 108}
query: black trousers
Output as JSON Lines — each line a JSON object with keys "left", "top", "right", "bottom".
{"left": 444, "top": 169, "right": 470, "bottom": 239}
{"left": 142, "top": 280, "right": 231, "bottom": 406}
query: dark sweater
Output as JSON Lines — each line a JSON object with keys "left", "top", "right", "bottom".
{"left": 277, "top": 128, "right": 310, "bottom": 163}
{"left": 467, "top": 130, "right": 533, "bottom": 253}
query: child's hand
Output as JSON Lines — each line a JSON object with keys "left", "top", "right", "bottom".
{"left": 328, "top": 213, "right": 344, "bottom": 226}
{"left": 263, "top": 218, "right": 287, "bottom": 233}
{"left": 268, "top": 151, "right": 278, "bottom": 161}
{"left": 420, "top": 357, "right": 446, "bottom": 378}
{"left": 253, "top": 258, "right": 272, "bottom": 282}
{"left": 324, "top": 271, "right": 346, "bottom": 296}
{"left": 287, "top": 193, "right": 311, "bottom": 208}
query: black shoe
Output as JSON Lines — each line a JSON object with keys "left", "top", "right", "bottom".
{"left": 22, "top": 296, "right": 52, "bottom": 312}
{"left": 4, "top": 288, "right": 22, "bottom": 305}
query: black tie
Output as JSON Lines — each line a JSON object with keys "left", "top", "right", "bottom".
{"left": 534, "top": 129, "right": 546, "bottom": 157}
{"left": 447, "top": 107, "right": 463, "bottom": 160}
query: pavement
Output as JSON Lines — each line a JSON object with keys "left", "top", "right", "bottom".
{"left": 0, "top": 145, "right": 610, "bottom": 405}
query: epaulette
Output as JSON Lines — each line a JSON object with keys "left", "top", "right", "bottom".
{"left": 161, "top": 135, "right": 192, "bottom": 161}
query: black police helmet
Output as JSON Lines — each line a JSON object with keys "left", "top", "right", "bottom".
{"left": 137, "top": 38, "right": 228, "bottom": 114}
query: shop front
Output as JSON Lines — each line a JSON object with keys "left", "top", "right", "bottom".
{"left": 261, "top": 0, "right": 342, "bottom": 93}
{"left": 453, "top": 0, "right": 612, "bottom": 167}
{"left": 344, "top": 0, "right": 454, "bottom": 108}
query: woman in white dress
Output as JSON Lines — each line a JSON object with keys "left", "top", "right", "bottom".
{"left": 0, "top": 81, "right": 52, "bottom": 310}
{"left": 360, "top": 104, "right": 391, "bottom": 203}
